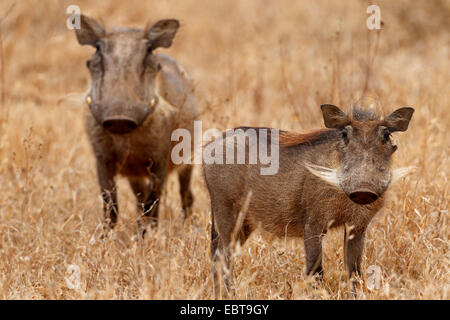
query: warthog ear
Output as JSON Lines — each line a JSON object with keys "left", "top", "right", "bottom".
{"left": 320, "top": 104, "right": 351, "bottom": 129}
{"left": 146, "top": 19, "right": 180, "bottom": 49}
{"left": 75, "top": 15, "right": 106, "bottom": 46}
{"left": 383, "top": 107, "right": 415, "bottom": 132}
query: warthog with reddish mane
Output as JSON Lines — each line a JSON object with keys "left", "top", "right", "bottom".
{"left": 203, "top": 104, "right": 414, "bottom": 296}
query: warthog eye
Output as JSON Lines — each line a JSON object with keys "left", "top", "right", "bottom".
{"left": 146, "top": 41, "right": 153, "bottom": 54}
{"left": 142, "top": 43, "right": 161, "bottom": 74}
{"left": 341, "top": 128, "right": 349, "bottom": 142}
{"left": 383, "top": 130, "right": 392, "bottom": 142}
{"left": 87, "top": 50, "right": 102, "bottom": 71}
{"left": 141, "top": 42, "right": 154, "bottom": 70}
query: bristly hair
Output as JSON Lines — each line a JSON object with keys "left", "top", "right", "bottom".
{"left": 279, "top": 98, "right": 383, "bottom": 147}
{"left": 225, "top": 127, "right": 338, "bottom": 148}
{"left": 279, "top": 129, "right": 338, "bottom": 147}
{"left": 351, "top": 107, "right": 382, "bottom": 121}
{"left": 351, "top": 96, "right": 383, "bottom": 121}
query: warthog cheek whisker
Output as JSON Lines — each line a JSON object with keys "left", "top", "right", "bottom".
{"left": 304, "top": 162, "right": 340, "bottom": 188}
{"left": 391, "top": 166, "right": 416, "bottom": 184}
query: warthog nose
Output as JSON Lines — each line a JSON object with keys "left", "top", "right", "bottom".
{"left": 349, "top": 189, "right": 379, "bottom": 205}
{"left": 102, "top": 117, "right": 138, "bottom": 134}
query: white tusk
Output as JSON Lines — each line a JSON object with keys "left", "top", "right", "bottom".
{"left": 149, "top": 98, "right": 156, "bottom": 108}
{"left": 304, "top": 162, "right": 340, "bottom": 187}
{"left": 391, "top": 166, "right": 416, "bottom": 184}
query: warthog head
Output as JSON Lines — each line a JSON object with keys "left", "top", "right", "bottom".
{"left": 75, "top": 15, "right": 180, "bottom": 134}
{"left": 316, "top": 104, "right": 414, "bottom": 205}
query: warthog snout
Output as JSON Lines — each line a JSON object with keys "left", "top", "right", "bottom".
{"left": 90, "top": 102, "right": 153, "bottom": 134}
{"left": 349, "top": 189, "right": 379, "bottom": 205}
{"left": 102, "top": 116, "right": 138, "bottom": 134}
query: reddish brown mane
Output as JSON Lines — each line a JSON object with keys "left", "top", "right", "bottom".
{"left": 228, "top": 127, "right": 337, "bottom": 148}
{"left": 279, "top": 129, "right": 335, "bottom": 147}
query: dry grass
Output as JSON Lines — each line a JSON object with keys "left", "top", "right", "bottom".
{"left": 0, "top": 0, "right": 448, "bottom": 299}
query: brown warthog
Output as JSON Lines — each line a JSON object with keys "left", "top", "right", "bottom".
{"left": 74, "top": 15, "right": 198, "bottom": 237}
{"left": 203, "top": 104, "right": 414, "bottom": 296}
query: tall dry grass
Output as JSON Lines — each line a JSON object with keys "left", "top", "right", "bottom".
{"left": 0, "top": 0, "right": 448, "bottom": 299}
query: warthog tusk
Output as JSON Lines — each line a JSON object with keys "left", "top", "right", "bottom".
{"left": 391, "top": 166, "right": 416, "bottom": 184}
{"left": 150, "top": 97, "right": 156, "bottom": 108}
{"left": 304, "top": 162, "right": 340, "bottom": 188}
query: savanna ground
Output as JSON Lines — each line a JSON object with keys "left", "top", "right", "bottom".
{"left": 0, "top": 0, "right": 448, "bottom": 299}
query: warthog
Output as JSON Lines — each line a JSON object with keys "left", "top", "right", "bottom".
{"left": 74, "top": 15, "right": 198, "bottom": 236}
{"left": 203, "top": 104, "right": 414, "bottom": 296}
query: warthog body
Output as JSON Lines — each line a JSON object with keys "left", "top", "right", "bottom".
{"left": 74, "top": 15, "right": 198, "bottom": 236}
{"left": 203, "top": 104, "right": 414, "bottom": 296}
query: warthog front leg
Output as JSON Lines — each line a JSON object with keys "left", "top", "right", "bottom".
{"left": 129, "top": 176, "right": 161, "bottom": 238}
{"left": 344, "top": 227, "right": 366, "bottom": 297}
{"left": 178, "top": 165, "right": 194, "bottom": 219}
{"left": 304, "top": 223, "right": 324, "bottom": 280}
{"left": 129, "top": 156, "right": 169, "bottom": 237}
{"left": 97, "top": 161, "right": 118, "bottom": 234}
{"left": 139, "top": 191, "right": 161, "bottom": 236}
